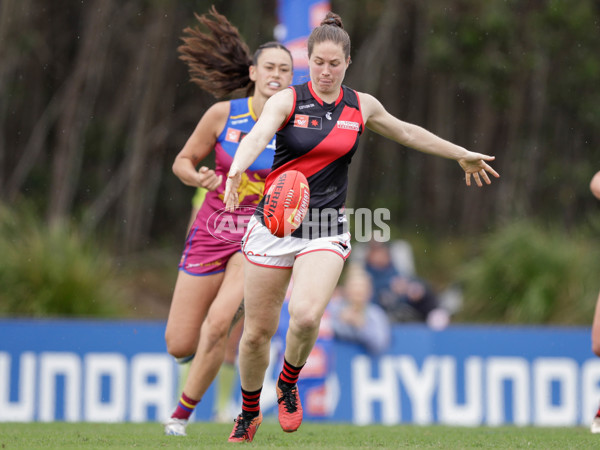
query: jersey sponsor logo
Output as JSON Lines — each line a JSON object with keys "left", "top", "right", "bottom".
{"left": 230, "top": 118, "right": 249, "bottom": 125}
{"left": 294, "top": 114, "right": 322, "bottom": 130}
{"left": 325, "top": 111, "right": 332, "bottom": 120}
{"left": 225, "top": 128, "right": 248, "bottom": 143}
{"left": 294, "top": 114, "right": 309, "bottom": 128}
{"left": 336, "top": 120, "right": 360, "bottom": 131}
{"left": 298, "top": 103, "right": 316, "bottom": 110}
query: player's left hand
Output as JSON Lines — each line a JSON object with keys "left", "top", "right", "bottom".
{"left": 458, "top": 152, "right": 500, "bottom": 187}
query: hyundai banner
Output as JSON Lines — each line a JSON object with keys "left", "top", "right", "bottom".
{"left": 1, "top": 319, "right": 597, "bottom": 426}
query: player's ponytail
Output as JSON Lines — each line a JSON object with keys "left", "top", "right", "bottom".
{"left": 178, "top": 6, "right": 254, "bottom": 98}
{"left": 320, "top": 12, "right": 344, "bottom": 29}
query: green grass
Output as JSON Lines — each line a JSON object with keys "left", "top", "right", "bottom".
{"left": 0, "top": 421, "right": 596, "bottom": 449}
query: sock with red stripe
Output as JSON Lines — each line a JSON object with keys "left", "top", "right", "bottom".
{"left": 277, "top": 358, "right": 305, "bottom": 391}
{"left": 171, "top": 392, "right": 199, "bottom": 420}
{"left": 241, "top": 386, "right": 262, "bottom": 419}
{"left": 596, "top": 404, "right": 600, "bottom": 418}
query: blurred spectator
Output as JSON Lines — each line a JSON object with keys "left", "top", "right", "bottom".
{"left": 329, "top": 264, "right": 391, "bottom": 355}
{"left": 364, "top": 241, "right": 450, "bottom": 329}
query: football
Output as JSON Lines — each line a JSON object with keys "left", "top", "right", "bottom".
{"left": 262, "top": 170, "right": 310, "bottom": 237}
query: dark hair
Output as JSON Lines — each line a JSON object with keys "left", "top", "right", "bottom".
{"left": 178, "top": 6, "right": 291, "bottom": 99}
{"left": 307, "top": 12, "right": 351, "bottom": 61}
{"left": 252, "top": 41, "right": 292, "bottom": 67}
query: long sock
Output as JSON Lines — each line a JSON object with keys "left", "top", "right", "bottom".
{"left": 215, "top": 362, "right": 236, "bottom": 417}
{"left": 277, "top": 358, "right": 305, "bottom": 391}
{"left": 171, "top": 392, "right": 199, "bottom": 420}
{"left": 596, "top": 404, "right": 600, "bottom": 418}
{"left": 241, "top": 387, "right": 262, "bottom": 419}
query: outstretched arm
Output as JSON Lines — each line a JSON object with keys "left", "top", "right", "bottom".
{"left": 592, "top": 292, "right": 600, "bottom": 356}
{"left": 591, "top": 171, "right": 600, "bottom": 356}
{"left": 359, "top": 92, "right": 500, "bottom": 186}
{"left": 224, "top": 89, "right": 294, "bottom": 210}
{"left": 591, "top": 171, "right": 600, "bottom": 200}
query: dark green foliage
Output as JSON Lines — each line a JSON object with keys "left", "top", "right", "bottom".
{"left": 2, "top": 0, "right": 600, "bottom": 250}
{"left": 457, "top": 221, "right": 599, "bottom": 324}
{"left": 0, "top": 204, "right": 127, "bottom": 317}
{"left": 426, "top": 0, "right": 517, "bottom": 107}
{"left": 2, "top": 1, "right": 600, "bottom": 324}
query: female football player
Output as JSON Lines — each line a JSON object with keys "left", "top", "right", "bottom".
{"left": 223, "top": 11, "right": 499, "bottom": 442}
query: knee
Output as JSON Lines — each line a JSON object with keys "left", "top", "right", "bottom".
{"left": 165, "top": 338, "right": 195, "bottom": 360}
{"left": 289, "top": 308, "right": 321, "bottom": 336}
{"left": 593, "top": 340, "right": 600, "bottom": 357}
{"left": 241, "top": 326, "right": 273, "bottom": 350}
{"left": 201, "top": 316, "right": 230, "bottom": 349}
{"left": 164, "top": 329, "right": 196, "bottom": 359}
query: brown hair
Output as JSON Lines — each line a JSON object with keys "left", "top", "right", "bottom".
{"left": 307, "top": 12, "right": 351, "bottom": 61}
{"left": 178, "top": 6, "right": 291, "bottom": 99}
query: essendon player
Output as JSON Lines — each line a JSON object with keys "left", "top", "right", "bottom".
{"left": 224, "top": 11, "right": 499, "bottom": 442}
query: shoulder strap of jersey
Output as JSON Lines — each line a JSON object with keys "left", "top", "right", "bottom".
{"left": 279, "top": 86, "right": 298, "bottom": 130}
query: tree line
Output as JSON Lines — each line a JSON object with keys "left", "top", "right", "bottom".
{"left": 1, "top": 0, "right": 599, "bottom": 255}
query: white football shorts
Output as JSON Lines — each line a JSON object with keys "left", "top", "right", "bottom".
{"left": 241, "top": 216, "right": 352, "bottom": 268}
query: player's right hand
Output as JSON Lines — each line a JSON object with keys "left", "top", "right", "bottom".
{"left": 197, "top": 166, "right": 222, "bottom": 191}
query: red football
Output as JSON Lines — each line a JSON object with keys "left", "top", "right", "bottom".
{"left": 262, "top": 170, "right": 310, "bottom": 237}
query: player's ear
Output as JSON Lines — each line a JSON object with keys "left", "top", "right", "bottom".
{"left": 249, "top": 65, "right": 257, "bottom": 82}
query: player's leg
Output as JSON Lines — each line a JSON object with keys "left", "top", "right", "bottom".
{"left": 592, "top": 291, "right": 600, "bottom": 357}
{"left": 286, "top": 251, "right": 344, "bottom": 364}
{"left": 275, "top": 250, "right": 344, "bottom": 432}
{"left": 169, "top": 253, "right": 246, "bottom": 423}
{"left": 238, "top": 261, "right": 291, "bottom": 388}
{"left": 165, "top": 270, "right": 223, "bottom": 359}
{"left": 590, "top": 290, "right": 600, "bottom": 433}
{"left": 229, "top": 262, "right": 291, "bottom": 442}
{"left": 166, "top": 253, "right": 245, "bottom": 436}
{"left": 214, "top": 316, "right": 244, "bottom": 422}
{"left": 164, "top": 270, "right": 224, "bottom": 436}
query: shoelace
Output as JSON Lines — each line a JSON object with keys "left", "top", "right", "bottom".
{"left": 231, "top": 415, "right": 253, "bottom": 438}
{"left": 277, "top": 386, "right": 298, "bottom": 413}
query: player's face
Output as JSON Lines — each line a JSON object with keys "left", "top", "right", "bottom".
{"left": 309, "top": 40, "right": 349, "bottom": 98}
{"left": 250, "top": 48, "right": 293, "bottom": 99}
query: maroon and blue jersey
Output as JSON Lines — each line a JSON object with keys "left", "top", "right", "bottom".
{"left": 258, "top": 81, "right": 364, "bottom": 237}
{"left": 180, "top": 97, "right": 275, "bottom": 275}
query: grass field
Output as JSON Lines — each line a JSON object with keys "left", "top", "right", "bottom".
{"left": 0, "top": 421, "right": 597, "bottom": 449}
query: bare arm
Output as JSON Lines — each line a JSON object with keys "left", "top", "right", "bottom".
{"left": 592, "top": 292, "right": 600, "bottom": 356}
{"left": 591, "top": 171, "right": 600, "bottom": 200}
{"left": 592, "top": 171, "right": 600, "bottom": 355}
{"left": 172, "top": 101, "right": 229, "bottom": 191}
{"left": 359, "top": 92, "right": 500, "bottom": 186}
{"left": 224, "top": 89, "right": 294, "bottom": 210}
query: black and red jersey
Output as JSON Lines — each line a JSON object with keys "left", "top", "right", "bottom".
{"left": 257, "top": 81, "right": 364, "bottom": 238}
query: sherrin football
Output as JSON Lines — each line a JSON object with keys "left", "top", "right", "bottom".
{"left": 262, "top": 170, "right": 310, "bottom": 238}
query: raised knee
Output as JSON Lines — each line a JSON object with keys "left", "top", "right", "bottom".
{"left": 164, "top": 331, "right": 196, "bottom": 359}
